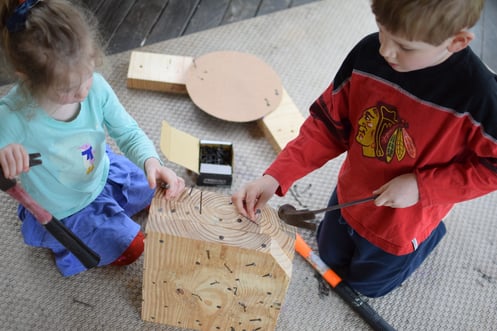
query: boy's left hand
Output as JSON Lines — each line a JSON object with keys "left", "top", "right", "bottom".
{"left": 373, "top": 173, "right": 419, "bottom": 208}
{"left": 145, "top": 158, "right": 185, "bottom": 199}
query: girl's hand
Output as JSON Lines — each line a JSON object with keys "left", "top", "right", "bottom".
{"left": 231, "top": 174, "right": 280, "bottom": 221}
{"left": 144, "top": 158, "right": 185, "bottom": 199}
{"left": 0, "top": 144, "right": 30, "bottom": 179}
{"left": 373, "top": 173, "right": 419, "bottom": 208}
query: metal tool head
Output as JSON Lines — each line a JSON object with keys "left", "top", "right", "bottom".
{"left": 29, "top": 153, "right": 42, "bottom": 167}
{"left": 277, "top": 204, "right": 317, "bottom": 230}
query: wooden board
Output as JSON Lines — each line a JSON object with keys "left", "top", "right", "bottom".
{"left": 127, "top": 51, "right": 193, "bottom": 94}
{"left": 143, "top": 234, "right": 290, "bottom": 330}
{"left": 183, "top": 0, "right": 231, "bottom": 35}
{"left": 258, "top": 0, "right": 292, "bottom": 15}
{"left": 258, "top": 88, "right": 305, "bottom": 153}
{"left": 185, "top": 51, "right": 283, "bottom": 122}
{"left": 220, "top": 0, "right": 261, "bottom": 24}
{"left": 91, "top": 0, "right": 136, "bottom": 48}
{"left": 146, "top": 0, "right": 201, "bottom": 45}
{"left": 126, "top": 51, "right": 305, "bottom": 151}
{"left": 142, "top": 187, "right": 296, "bottom": 330}
{"left": 82, "top": 0, "right": 326, "bottom": 55}
{"left": 107, "top": 0, "right": 168, "bottom": 53}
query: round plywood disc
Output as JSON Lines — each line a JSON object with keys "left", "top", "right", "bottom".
{"left": 185, "top": 51, "right": 283, "bottom": 122}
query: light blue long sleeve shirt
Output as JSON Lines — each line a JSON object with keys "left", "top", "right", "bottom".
{"left": 0, "top": 73, "right": 160, "bottom": 219}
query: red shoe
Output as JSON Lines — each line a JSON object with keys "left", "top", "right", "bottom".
{"left": 111, "top": 231, "right": 145, "bottom": 266}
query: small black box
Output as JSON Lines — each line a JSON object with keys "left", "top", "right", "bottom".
{"left": 160, "top": 121, "right": 233, "bottom": 186}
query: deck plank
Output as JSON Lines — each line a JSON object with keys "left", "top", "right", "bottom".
{"left": 184, "top": 0, "right": 232, "bottom": 35}
{"left": 258, "top": 0, "right": 292, "bottom": 15}
{"left": 92, "top": 0, "right": 137, "bottom": 48}
{"left": 2, "top": 0, "right": 497, "bottom": 85}
{"left": 80, "top": 0, "right": 103, "bottom": 12}
{"left": 146, "top": 0, "right": 201, "bottom": 46}
{"left": 291, "top": 0, "right": 320, "bottom": 6}
{"left": 107, "top": 0, "right": 169, "bottom": 53}
{"left": 221, "top": 0, "right": 261, "bottom": 24}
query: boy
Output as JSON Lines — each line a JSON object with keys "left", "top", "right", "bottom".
{"left": 232, "top": 0, "right": 497, "bottom": 297}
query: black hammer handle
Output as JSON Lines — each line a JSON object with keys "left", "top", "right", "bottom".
{"left": 295, "top": 234, "right": 396, "bottom": 331}
{"left": 334, "top": 282, "right": 396, "bottom": 331}
{"left": 0, "top": 153, "right": 100, "bottom": 269}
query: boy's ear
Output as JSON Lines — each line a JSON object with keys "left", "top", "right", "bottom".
{"left": 447, "top": 30, "right": 474, "bottom": 53}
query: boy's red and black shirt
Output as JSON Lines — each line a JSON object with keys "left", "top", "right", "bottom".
{"left": 267, "top": 33, "right": 497, "bottom": 255}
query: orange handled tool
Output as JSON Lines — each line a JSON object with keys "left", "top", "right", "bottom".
{"left": 295, "top": 234, "right": 396, "bottom": 331}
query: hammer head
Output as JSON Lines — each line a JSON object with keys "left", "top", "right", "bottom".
{"left": 277, "top": 204, "right": 317, "bottom": 230}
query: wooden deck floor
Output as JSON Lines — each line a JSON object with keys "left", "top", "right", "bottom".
{"left": 86, "top": 0, "right": 497, "bottom": 73}
{"left": 83, "top": 0, "right": 318, "bottom": 54}
{"left": 1, "top": 0, "right": 496, "bottom": 85}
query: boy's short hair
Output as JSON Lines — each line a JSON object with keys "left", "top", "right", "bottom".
{"left": 371, "top": 0, "right": 485, "bottom": 45}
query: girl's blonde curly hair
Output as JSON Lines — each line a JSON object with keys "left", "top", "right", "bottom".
{"left": 0, "top": 0, "right": 104, "bottom": 97}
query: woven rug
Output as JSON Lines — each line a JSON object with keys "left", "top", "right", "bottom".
{"left": 1, "top": 1, "right": 496, "bottom": 330}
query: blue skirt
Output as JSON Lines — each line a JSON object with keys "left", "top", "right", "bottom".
{"left": 18, "top": 148, "right": 155, "bottom": 277}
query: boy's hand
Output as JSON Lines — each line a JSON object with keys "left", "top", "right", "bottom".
{"left": 232, "top": 174, "right": 280, "bottom": 222}
{"left": 373, "top": 173, "right": 419, "bottom": 208}
{"left": 144, "top": 158, "right": 185, "bottom": 199}
{"left": 0, "top": 144, "right": 30, "bottom": 179}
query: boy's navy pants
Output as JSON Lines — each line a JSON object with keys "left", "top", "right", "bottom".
{"left": 317, "top": 189, "right": 446, "bottom": 298}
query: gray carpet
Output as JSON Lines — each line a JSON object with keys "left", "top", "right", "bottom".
{"left": 1, "top": 0, "right": 496, "bottom": 330}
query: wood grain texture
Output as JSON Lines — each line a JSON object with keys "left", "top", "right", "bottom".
{"left": 91, "top": 0, "right": 136, "bottom": 48}
{"left": 126, "top": 50, "right": 303, "bottom": 151}
{"left": 185, "top": 51, "right": 283, "bottom": 122}
{"left": 142, "top": 187, "right": 296, "bottom": 330}
{"left": 107, "top": 0, "right": 168, "bottom": 53}
{"left": 258, "top": 88, "right": 305, "bottom": 153}
{"left": 147, "top": 187, "right": 295, "bottom": 262}
{"left": 220, "top": 0, "right": 260, "bottom": 24}
{"left": 258, "top": 0, "right": 292, "bottom": 15}
{"left": 145, "top": 0, "right": 201, "bottom": 45}
{"left": 126, "top": 51, "right": 193, "bottom": 94}
{"left": 80, "top": 0, "right": 103, "bottom": 12}
{"left": 3, "top": 0, "right": 495, "bottom": 85}
{"left": 184, "top": 0, "right": 231, "bottom": 35}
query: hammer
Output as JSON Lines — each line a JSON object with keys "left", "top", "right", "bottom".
{"left": 0, "top": 153, "right": 100, "bottom": 269}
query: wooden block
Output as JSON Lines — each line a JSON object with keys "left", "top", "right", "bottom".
{"left": 258, "top": 88, "right": 306, "bottom": 153}
{"left": 142, "top": 188, "right": 296, "bottom": 331}
{"left": 126, "top": 51, "right": 305, "bottom": 153}
{"left": 184, "top": 51, "right": 283, "bottom": 122}
{"left": 126, "top": 51, "right": 193, "bottom": 94}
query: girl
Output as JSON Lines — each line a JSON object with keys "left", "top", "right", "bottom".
{"left": 0, "top": 0, "right": 185, "bottom": 276}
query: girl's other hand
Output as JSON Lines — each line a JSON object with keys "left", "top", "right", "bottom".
{"left": 144, "top": 158, "right": 185, "bottom": 199}
{"left": 231, "top": 174, "right": 279, "bottom": 222}
{"left": 0, "top": 144, "right": 30, "bottom": 179}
